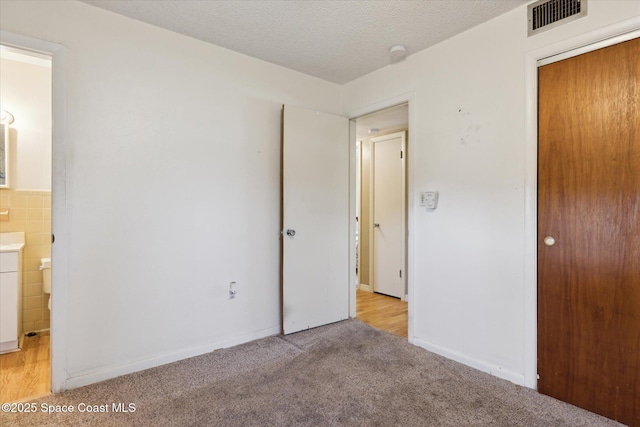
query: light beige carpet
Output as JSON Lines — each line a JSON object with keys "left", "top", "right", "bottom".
{"left": 0, "top": 320, "right": 623, "bottom": 426}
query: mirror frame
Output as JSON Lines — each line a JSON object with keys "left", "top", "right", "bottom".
{"left": 0, "top": 123, "right": 9, "bottom": 188}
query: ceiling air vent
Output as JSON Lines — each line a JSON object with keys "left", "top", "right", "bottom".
{"left": 528, "top": 0, "right": 587, "bottom": 36}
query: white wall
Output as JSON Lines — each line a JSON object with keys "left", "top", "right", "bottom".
{"left": 342, "top": 1, "right": 640, "bottom": 385}
{"left": 1, "top": 1, "right": 341, "bottom": 388}
{"left": 0, "top": 57, "right": 51, "bottom": 190}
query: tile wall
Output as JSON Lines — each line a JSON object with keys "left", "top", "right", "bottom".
{"left": 0, "top": 189, "right": 51, "bottom": 332}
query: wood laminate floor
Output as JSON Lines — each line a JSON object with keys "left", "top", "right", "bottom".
{"left": 0, "top": 332, "right": 50, "bottom": 402}
{"left": 356, "top": 289, "right": 408, "bottom": 338}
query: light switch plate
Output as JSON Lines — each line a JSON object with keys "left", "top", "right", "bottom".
{"left": 421, "top": 192, "right": 439, "bottom": 210}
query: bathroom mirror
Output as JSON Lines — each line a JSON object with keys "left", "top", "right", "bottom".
{"left": 0, "top": 123, "right": 8, "bottom": 188}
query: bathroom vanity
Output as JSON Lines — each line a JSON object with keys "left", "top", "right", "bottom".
{"left": 0, "top": 232, "right": 24, "bottom": 353}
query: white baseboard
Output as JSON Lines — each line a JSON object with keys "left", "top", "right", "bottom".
{"left": 0, "top": 342, "right": 20, "bottom": 354}
{"left": 413, "top": 338, "right": 526, "bottom": 387}
{"left": 65, "top": 326, "right": 280, "bottom": 390}
{"left": 358, "top": 283, "right": 372, "bottom": 292}
{"left": 27, "top": 328, "right": 51, "bottom": 334}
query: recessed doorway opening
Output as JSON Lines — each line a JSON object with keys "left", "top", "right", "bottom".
{"left": 354, "top": 103, "right": 408, "bottom": 338}
{"left": 0, "top": 44, "right": 53, "bottom": 402}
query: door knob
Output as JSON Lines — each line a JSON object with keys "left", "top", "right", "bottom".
{"left": 286, "top": 229, "right": 296, "bottom": 237}
{"left": 374, "top": 223, "right": 380, "bottom": 228}
{"left": 543, "top": 236, "right": 556, "bottom": 246}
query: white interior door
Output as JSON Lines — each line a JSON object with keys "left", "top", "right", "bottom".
{"left": 282, "top": 105, "right": 350, "bottom": 335}
{"left": 372, "top": 132, "right": 406, "bottom": 299}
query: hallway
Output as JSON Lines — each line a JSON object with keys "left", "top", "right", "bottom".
{"left": 356, "top": 289, "right": 408, "bottom": 338}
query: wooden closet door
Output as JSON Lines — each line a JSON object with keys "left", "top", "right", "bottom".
{"left": 538, "top": 37, "right": 640, "bottom": 426}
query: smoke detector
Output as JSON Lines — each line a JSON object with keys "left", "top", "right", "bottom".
{"left": 389, "top": 45, "right": 407, "bottom": 64}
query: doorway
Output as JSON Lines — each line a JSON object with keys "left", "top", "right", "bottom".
{"left": 354, "top": 103, "right": 408, "bottom": 337}
{"left": 537, "top": 37, "right": 639, "bottom": 425}
{"left": 0, "top": 44, "right": 53, "bottom": 401}
{"left": 280, "top": 101, "right": 412, "bottom": 339}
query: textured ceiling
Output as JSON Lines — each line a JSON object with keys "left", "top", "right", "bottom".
{"left": 81, "top": 0, "right": 528, "bottom": 84}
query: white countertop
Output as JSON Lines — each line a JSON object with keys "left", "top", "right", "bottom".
{"left": 0, "top": 243, "right": 25, "bottom": 252}
{"left": 0, "top": 232, "right": 25, "bottom": 252}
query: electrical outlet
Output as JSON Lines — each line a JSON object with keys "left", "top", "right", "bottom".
{"left": 229, "top": 281, "right": 237, "bottom": 299}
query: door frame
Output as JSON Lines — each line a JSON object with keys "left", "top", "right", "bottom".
{"left": 523, "top": 19, "right": 640, "bottom": 389}
{"left": 0, "top": 30, "right": 68, "bottom": 393}
{"left": 371, "top": 131, "right": 406, "bottom": 300}
{"left": 346, "top": 93, "right": 415, "bottom": 343}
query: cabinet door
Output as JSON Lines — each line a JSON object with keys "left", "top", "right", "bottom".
{"left": 0, "top": 252, "right": 18, "bottom": 272}
{"left": 0, "top": 272, "right": 18, "bottom": 343}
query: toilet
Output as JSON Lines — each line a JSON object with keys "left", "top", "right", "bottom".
{"left": 40, "top": 258, "right": 51, "bottom": 310}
